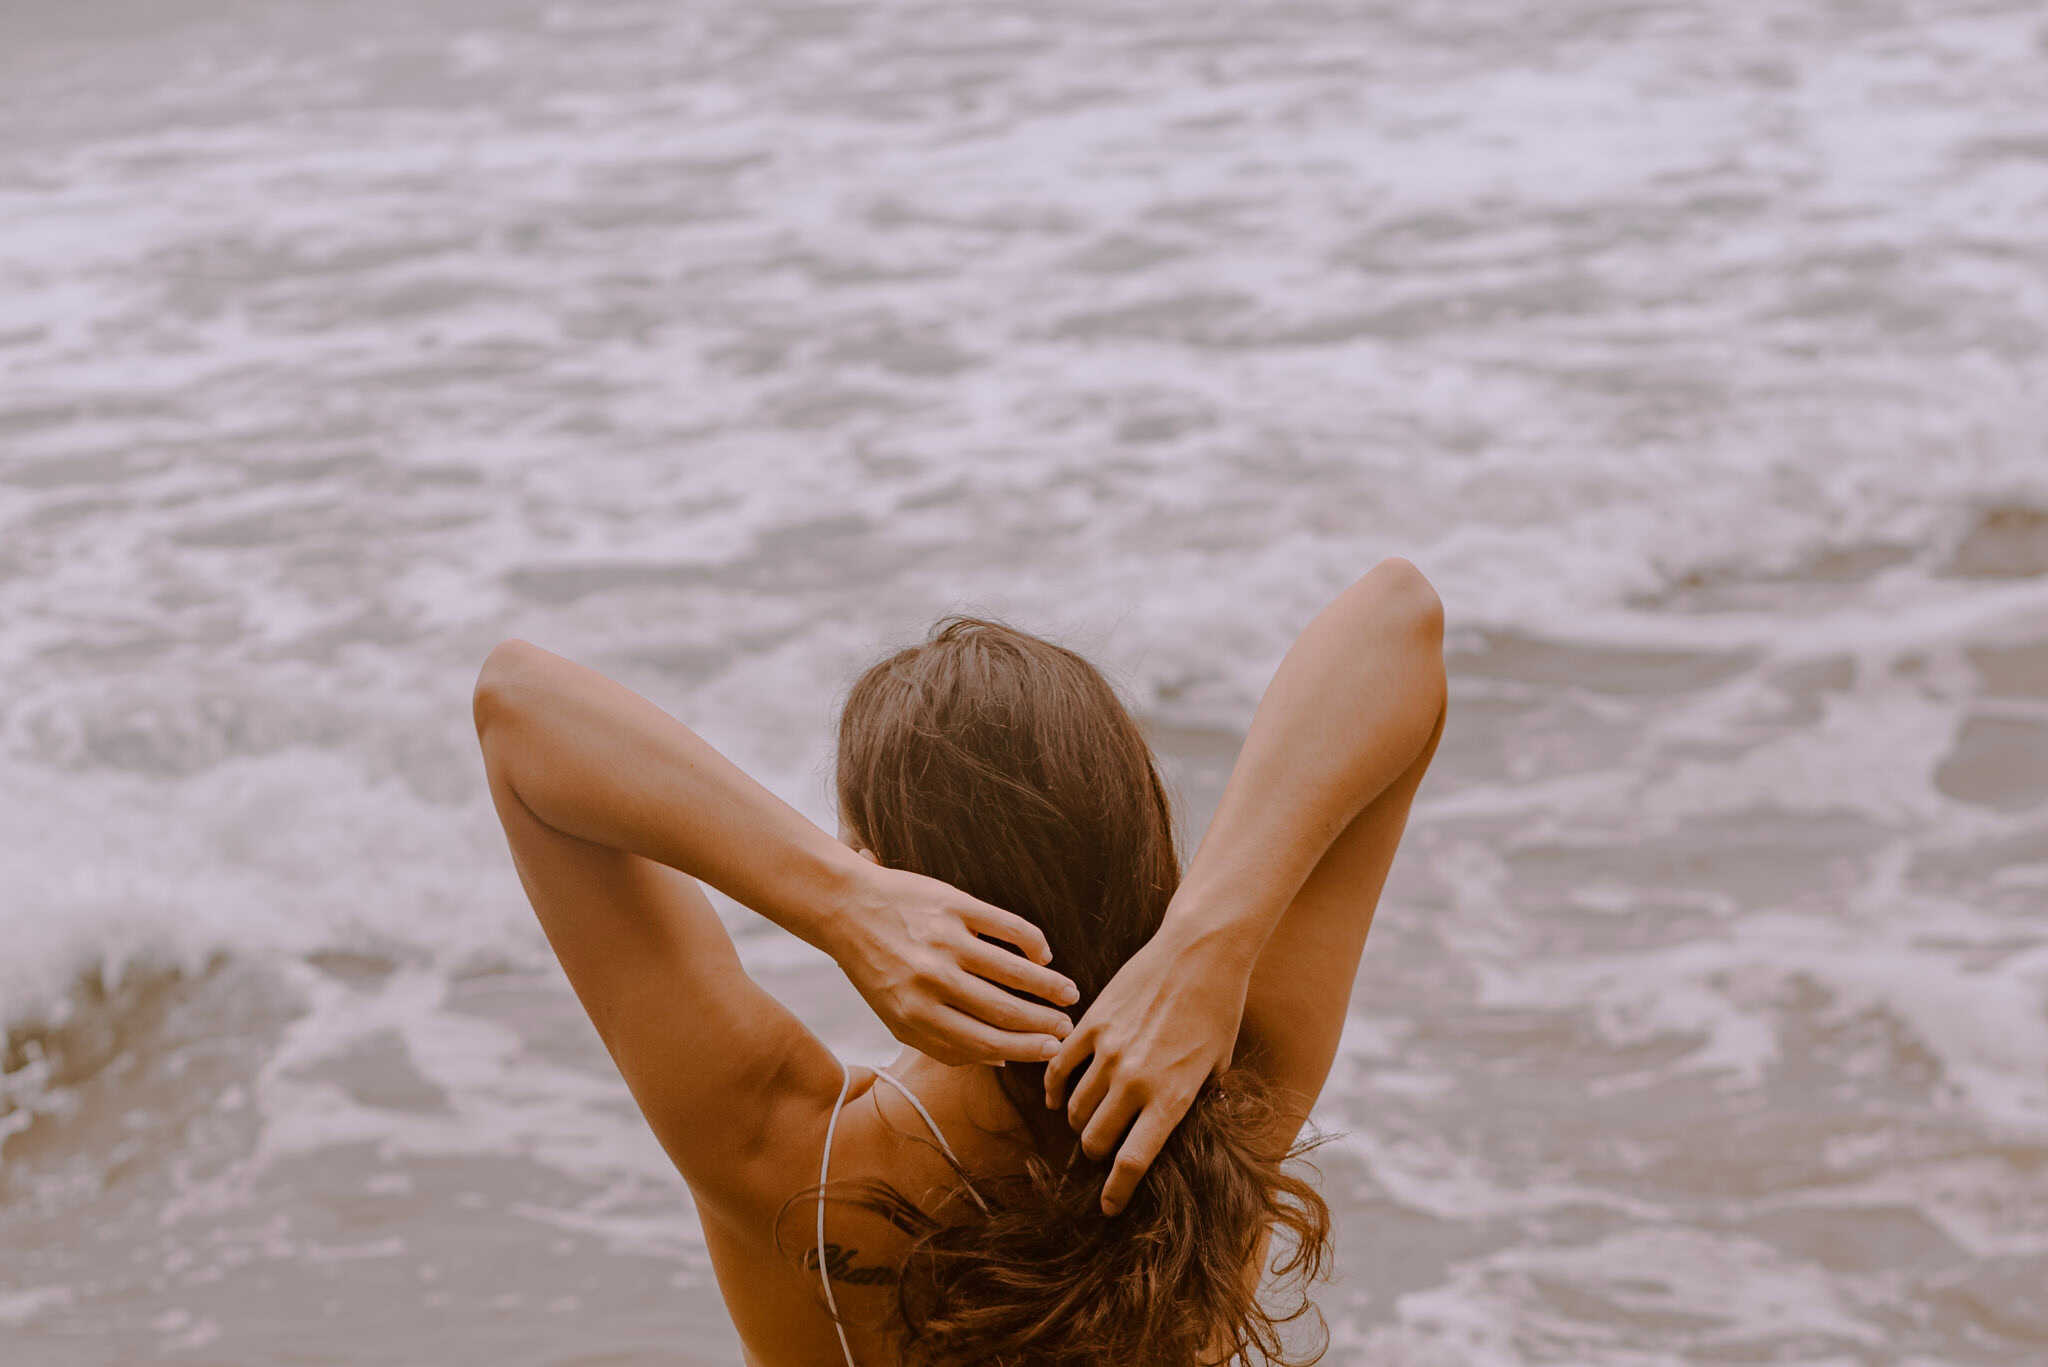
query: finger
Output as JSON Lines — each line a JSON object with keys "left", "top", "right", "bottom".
{"left": 1101, "top": 1103, "right": 1183, "bottom": 1216}
{"left": 891, "top": 1010, "right": 969, "bottom": 1068}
{"left": 913, "top": 1032, "right": 972, "bottom": 1067}
{"left": 1043, "top": 1028, "right": 1093, "bottom": 1109}
{"left": 941, "top": 971, "right": 1073, "bottom": 1039}
{"left": 1064, "top": 1051, "right": 1116, "bottom": 1135}
{"left": 958, "top": 901, "right": 1054, "bottom": 966}
{"left": 957, "top": 937, "right": 1079, "bottom": 1007}
{"left": 926, "top": 1005, "right": 1064, "bottom": 1066}
{"left": 1078, "top": 1084, "right": 1142, "bottom": 1163}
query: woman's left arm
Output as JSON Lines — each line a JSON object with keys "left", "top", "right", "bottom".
{"left": 471, "top": 639, "right": 1077, "bottom": 1219}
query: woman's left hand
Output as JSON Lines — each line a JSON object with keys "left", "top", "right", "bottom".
{"left": 1043, "top": 916, "right": 1255, "bottom": 1214}
{"left": 829, "top": 851, "right": 1081, "bottom": 1067}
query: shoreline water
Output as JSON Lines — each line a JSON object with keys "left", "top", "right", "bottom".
{"left": 8, "top": 624, "right": 2048, "bottom": 1362}
{"left": 6, "top": 0, "right": 2047, "bottom": 1360}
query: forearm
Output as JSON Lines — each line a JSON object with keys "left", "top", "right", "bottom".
{"left": 471, "top": 639, "right": 863, "bottom": 952}
{"left": 1165, "top": 557, "right": 1447, "bottom": 956}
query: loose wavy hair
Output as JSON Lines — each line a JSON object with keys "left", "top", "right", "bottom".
{"left": 826, "top": 615, "right": 1332, "bottom": 1366}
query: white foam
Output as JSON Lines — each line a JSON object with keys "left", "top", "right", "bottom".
{"left": 1392, "top": 1227, "right": 1886, "bottom": 1360}
{"left": 0, "top": 1284, "right": 74, "bottom": 1328}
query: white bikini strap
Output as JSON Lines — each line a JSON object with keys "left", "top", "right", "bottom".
{"left": 815, "top": 1060, "right": 995, "bottom": 1367}
{"left": 818, "top": 1057, "right": 859, "bottom": 1367}
{"left": 869, "top": 1068, "right": 990, "bottom": 1214}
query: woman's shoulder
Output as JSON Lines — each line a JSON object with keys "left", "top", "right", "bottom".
{"left": 712, "top": 1060, "right": 1024, "bottom": 1367}
{"left": 716, "top": 1061, "right": 1023, "bottom": 1266}
{"left": 844, "top": 1062, "right": 1031, "bottom": 1197}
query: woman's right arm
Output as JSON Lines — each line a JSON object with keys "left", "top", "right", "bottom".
{"left": 472, "top": 643, "right": 1080, "bottom": 1219}
{"left": 1046, "top": 556, "right": 1447, "bottom": 1212}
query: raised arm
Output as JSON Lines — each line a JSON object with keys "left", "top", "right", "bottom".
{"left": 471, "top": 641, "right": 1078, "bottom": 1216}
{"left": 1045, "top": 557, "right": 1446, "bottom": 1212}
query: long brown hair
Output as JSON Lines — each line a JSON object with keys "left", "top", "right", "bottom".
{"left": 831, "top": 615, "right": 1331, "bottom": 1366}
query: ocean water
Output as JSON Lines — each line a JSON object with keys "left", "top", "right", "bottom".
{"left": 3, "top": 0, "right": 2046, "bottom": 1362}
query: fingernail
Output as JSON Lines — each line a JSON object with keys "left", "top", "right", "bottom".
{"left": 1039, "top": 1037, "right": 1061, "bottom": 1059}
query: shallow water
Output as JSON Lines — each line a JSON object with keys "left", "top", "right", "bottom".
{"left": 3, "top": 1, "right": 2046, "bottom": 1363}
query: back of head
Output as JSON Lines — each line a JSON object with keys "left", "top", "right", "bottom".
{"left": 835, "top": 617, "right": 1331, "bottom": 1366}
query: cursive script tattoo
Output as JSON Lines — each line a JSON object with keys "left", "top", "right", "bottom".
{"left": 803, "top": 1241, "right": 897, "bottom": 1287}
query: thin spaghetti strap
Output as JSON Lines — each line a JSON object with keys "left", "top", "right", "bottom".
{"left": 816, "top": 1061, "right": 992, "bottom": 1367}
{"left": 871, "top": 1068, "right": 989, "bottom": 1214}
{"left": 818, "top": 1057, "right": 859, "bottom": 1367}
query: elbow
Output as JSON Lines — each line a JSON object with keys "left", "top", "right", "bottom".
{"left": 1372, "top": 556, "right": 1445, "bottom": 645}
{"left": 472, "top": 638, "right": 546, "bottom": 749}
{"left": 1366, "top": 557, "right": 1447, "bottom": 721}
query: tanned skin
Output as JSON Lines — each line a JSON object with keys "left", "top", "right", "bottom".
{"left": 473, "top": 557, "right": 1446, "bottom": 1365}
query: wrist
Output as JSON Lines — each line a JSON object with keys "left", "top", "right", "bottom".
{"left": 1158, "top": 881, "right": 1270, "bottom": 973}
{"left": 766, "top": 835, "right": 876, "bottom": 958}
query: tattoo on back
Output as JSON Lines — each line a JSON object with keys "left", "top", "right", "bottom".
{"left": 804, "top": 1241, "right": 896, "bottom": 1287}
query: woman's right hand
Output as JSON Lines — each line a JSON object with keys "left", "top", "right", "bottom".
{"left": 830, "top": 851, "right": 1081, "bottom": 1067}
{"left": 1042, "top": 913, "right": 1259, "bottom": 1215}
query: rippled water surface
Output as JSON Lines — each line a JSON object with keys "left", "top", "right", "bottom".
{"left": 3, "top": 2, "right": 2047, "bottom": 1363}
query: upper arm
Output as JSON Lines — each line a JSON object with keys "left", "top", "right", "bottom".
{"left": 474, "top": 670, "right": 841, "bottom": 1224}
{"left": 1234, "top": 561, "right": 1447, "bottom": 1132}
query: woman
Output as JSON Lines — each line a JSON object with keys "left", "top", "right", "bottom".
{"left": 473, "top": 557, "right": 1447, "bottom": 1365}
